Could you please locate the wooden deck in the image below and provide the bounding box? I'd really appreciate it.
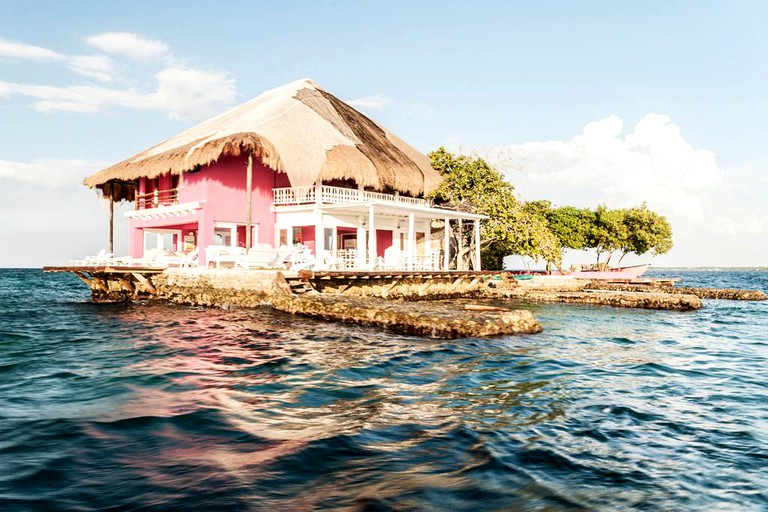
[43,265,168,302]
[43,266,519,302]
[44,265,168,274]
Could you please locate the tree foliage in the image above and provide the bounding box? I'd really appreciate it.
[427,148,673,270]
[589,205,628,268]
[617,203,673,264]
[428,147,561,270]
[545,205,595,251]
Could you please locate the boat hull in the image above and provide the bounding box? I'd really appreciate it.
[568,263,651,280]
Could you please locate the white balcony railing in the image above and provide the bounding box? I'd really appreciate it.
[273,185,428,207]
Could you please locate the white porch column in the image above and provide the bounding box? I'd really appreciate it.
[457,221,463,270]
[315,211,324,267]
[368,205,377,270]
[407,212,415,270]
[474,219,481,271]
[356,226,366,268]
[443,217,450,271]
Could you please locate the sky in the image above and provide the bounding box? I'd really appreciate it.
[1,0,766,267]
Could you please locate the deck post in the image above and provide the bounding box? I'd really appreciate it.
[457,220,463,270]
[368,205,376,270]
[443,217,450,270]
[407,213,415,270]
[356,225,366,269]
[245,153,253,250]
[474,219,481,271]
[315,211,324,268]
[109,198,114,254]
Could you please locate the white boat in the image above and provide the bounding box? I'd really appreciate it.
[568,263,651,280]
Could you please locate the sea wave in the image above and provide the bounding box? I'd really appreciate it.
[0,269,766,510]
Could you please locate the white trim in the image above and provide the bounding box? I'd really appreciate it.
[125,201,205,221]
[474,219,482,271]
[444,217,450,270]
[275,200,487,220]
[368,205,376,270]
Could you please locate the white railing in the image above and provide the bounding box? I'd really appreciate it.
[272,185,315,204]
[273,185,428,207]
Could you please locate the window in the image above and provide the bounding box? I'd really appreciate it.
[143,229,181,253]
[213,228,233,246]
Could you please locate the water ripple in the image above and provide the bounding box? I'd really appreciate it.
[0,269,766,509]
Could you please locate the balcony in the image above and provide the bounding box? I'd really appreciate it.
[136,188,179,209]
[273,185,428,207]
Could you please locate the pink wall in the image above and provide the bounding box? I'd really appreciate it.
[128,155,280,262]
[181,155,277,252]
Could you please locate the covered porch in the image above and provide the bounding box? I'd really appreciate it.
[274,200,486,271]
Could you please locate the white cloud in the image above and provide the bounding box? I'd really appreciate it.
[0,33,238,120]
[66,54,115,82]
[153,67,237,120]
[0,81,147,111]
[0,38,116,82]
[483,113,721,219]
[86,32,171,63]
[0,158,103,189]
[711,215,765,236]
[0,39,65,61]
[479,114,768,266]
[347,93,392,109]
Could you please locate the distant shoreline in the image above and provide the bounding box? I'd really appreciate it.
[2,266,766,271]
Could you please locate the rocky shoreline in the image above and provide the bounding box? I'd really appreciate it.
[584,282,767,301]
[45,267,767,339]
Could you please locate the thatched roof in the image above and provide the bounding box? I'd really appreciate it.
[84,78,442,199]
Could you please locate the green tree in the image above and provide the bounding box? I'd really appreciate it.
[546,205,596,252]
[428,147,561,270]
[589,205,628,268]
[617,203,673,264]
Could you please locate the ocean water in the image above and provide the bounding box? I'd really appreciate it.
[0,269,766,511]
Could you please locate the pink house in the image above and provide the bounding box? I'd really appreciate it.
[85,79,485,270]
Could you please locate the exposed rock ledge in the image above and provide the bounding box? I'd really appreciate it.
[270,294,543,338]
[503,288,702,311]
[585,282,767,301]
[152,269,541,338]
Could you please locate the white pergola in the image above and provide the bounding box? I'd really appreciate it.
[276,200,487,271]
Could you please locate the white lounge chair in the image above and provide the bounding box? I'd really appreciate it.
[162,248,199,267]
[205,245,245,268]
[286,245,315,271]
[235,244,279,269]
[71,249,115,266]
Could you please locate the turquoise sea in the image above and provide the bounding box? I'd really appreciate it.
[0,268,766,510]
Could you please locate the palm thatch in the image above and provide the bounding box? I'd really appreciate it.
[85,78,441,200]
